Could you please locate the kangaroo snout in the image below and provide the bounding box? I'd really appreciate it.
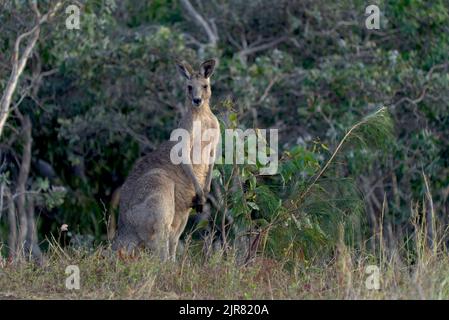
[192,98,202,106]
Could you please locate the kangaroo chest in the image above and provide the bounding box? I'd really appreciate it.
[173,113,219,211]
[189,115,219,181]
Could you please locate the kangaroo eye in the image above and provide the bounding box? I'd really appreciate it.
[187,85,192,92]
[203,85,208,89]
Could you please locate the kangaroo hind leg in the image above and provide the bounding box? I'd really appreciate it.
[169,210,189,261]
[140,180,175,262]
[111,230,140,259]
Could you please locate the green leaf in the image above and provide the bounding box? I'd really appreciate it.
[247,201,260,211]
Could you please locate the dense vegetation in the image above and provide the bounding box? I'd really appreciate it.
[0,0,448,298]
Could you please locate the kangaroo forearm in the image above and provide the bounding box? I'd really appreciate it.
[181,163,202,193]
[205,163,214,193]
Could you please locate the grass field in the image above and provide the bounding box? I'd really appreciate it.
[1,232,448,300]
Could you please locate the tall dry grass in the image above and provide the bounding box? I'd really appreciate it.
[1,198,448,300]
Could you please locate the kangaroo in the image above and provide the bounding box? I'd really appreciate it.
[112,59,219,261]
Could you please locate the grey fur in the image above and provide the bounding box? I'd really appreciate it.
[112,59,219,261]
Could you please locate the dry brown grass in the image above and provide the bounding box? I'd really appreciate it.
[1,196,448,300]
[1,229,449,300]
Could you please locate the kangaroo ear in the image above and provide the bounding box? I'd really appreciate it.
[176,60,193,80]
[200,59,216,79]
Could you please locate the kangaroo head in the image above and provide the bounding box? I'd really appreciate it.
[176,59,216,108]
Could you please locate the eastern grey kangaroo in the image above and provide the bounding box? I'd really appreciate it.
[112,59,219,261]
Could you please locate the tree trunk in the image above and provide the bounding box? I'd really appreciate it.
[25,195,42,263]
[0,23,40,138]
[6,188,17,260]
[0,0,62,138]
[15,115,32,258]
